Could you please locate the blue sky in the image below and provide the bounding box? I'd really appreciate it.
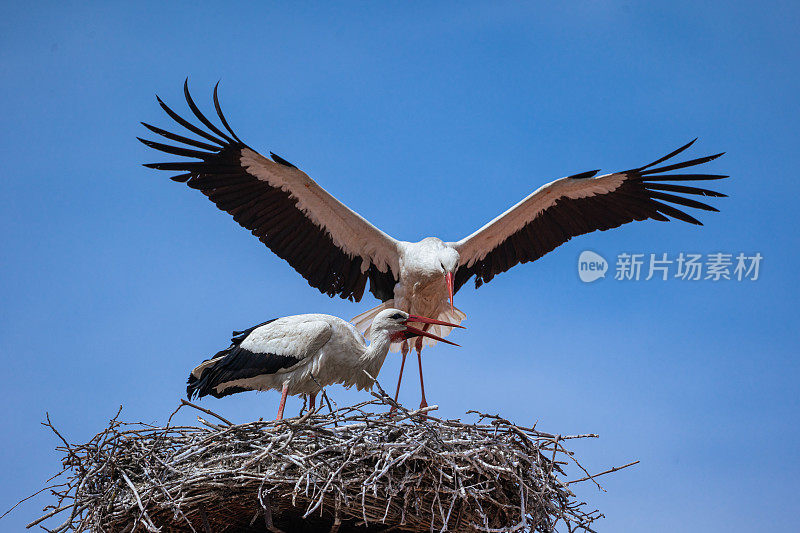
[1,2,798,530]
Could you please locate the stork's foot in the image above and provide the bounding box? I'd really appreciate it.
[419,397,428,410]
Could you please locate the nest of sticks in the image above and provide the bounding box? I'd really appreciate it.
[23,381,636,532]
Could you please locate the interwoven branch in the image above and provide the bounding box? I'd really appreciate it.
[22,386,634,532]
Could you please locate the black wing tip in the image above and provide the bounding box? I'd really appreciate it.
[212,80,244,144]
[637,138,697,171]
[638,138,726,175]
[568,169,601,180]
[182,78,194,102]
[672,137,699,154]
[137,136,156,147]
[270,152,298,168]
[180,79,237,144]
[637,140,728,223]
[672,213,704,226]
[639,153,727,177]
[661,215,703,226]
[143,80,249,168]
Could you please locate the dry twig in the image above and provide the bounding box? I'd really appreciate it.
[18,385,634,532]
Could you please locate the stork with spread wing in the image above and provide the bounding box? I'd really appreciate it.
[140,81,727,408]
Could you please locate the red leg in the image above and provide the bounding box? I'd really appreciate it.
[276,382,289,420]
[416,325,430,409]
[391,341,409,412]
[309,392,317,411]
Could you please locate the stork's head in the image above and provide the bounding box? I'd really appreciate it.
[371,309,463,346]
[436,246,460,310]
[408,238,460,309]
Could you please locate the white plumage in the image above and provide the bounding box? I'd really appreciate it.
[186,309,460,420]
[143,81,728,409]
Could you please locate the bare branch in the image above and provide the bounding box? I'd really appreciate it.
[21,387,630,532]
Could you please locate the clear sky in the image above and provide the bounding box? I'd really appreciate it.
[1,2,798,531]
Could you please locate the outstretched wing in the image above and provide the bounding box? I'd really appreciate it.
[450,140,727,290]
[139,81,399,302]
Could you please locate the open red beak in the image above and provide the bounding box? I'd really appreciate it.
[407,314,465,329]
[402,325,460,346]
[402,314,464,347]
[444,272,455,310]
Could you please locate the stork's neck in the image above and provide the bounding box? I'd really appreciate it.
[348,329,393,391]
[364,331,393,362]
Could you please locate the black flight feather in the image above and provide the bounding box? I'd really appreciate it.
[456,140,727,291]
[139,82,397,302]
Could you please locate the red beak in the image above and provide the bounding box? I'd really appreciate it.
[402,314,464,347]
[407,314,465,329]
[444,272,455,310]
[402,325,460,346]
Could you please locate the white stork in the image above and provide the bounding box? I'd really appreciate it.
[142,81,728,408]
[186,309,461,420]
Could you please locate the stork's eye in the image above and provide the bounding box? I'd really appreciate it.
[389,313,405,320]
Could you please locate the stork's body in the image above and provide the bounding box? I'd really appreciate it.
[355,238,463,343]
[351,237,463,407]
[186,309,460,419]
[144,81,728,409]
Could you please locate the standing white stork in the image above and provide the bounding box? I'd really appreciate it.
[142,81,728,408]
[186,309,461,420]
